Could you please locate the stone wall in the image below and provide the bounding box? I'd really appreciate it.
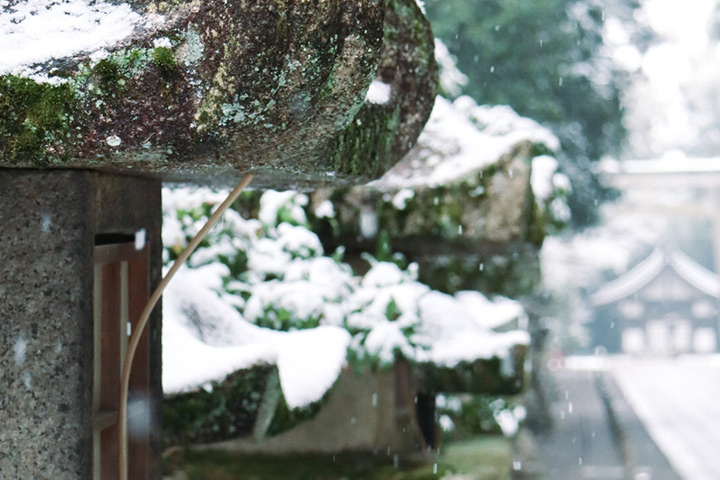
[196,363,423,457]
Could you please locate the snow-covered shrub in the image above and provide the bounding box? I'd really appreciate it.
[164,185,530,366]
[341,259,430,367]
[258,190,310,231]
[435,394,526,440]
[162,187,531,423]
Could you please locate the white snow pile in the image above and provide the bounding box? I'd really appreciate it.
[162,187,530,408]
[365,79,392,105]
[377,94,561,190]
[163,267,351,409]
[434,39,468,98]
[531,155,572,224]
[0,0,161,78]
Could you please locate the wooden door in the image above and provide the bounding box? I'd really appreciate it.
[93,242,150,480]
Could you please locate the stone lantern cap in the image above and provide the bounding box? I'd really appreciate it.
[0,0,437,189]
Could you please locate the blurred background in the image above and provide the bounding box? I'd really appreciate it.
[162,1,720,479]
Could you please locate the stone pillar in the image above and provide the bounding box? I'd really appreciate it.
[0,170,162,479]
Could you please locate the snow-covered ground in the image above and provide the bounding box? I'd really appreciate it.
[567,355,720,480]
[610,356,720,480]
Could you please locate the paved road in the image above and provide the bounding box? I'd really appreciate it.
[531,369,626,480]
[515,356,720,480]
[611,357,720,480]
[514,358,685,480]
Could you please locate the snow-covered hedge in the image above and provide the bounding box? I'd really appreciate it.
[162,188,530,413]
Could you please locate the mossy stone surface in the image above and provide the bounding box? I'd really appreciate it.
[310,141,548,296]
[162,363,327,447]
[0,0,437,189]
[316,141,543,252]
[331,0,438,179]
[416,346,527,395]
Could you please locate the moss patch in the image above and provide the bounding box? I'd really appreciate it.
[163,363,332,447]
[163,364,277,446]
[0,46,188,166]
[166,435,511,480]
[0,76,77,166]
[332,102,403,178]
[152,46,178,73]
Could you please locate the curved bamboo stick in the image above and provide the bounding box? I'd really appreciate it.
[118,173,254,480]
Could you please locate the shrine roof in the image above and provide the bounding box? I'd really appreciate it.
[590,247,720,306]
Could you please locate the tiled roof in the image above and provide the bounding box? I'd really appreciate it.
[590,248,720,306]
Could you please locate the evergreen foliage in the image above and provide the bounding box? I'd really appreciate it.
[424,0,644,226]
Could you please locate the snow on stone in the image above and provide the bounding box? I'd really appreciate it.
[452,96,560,151]
[435,39,468,98]
[163,267,351,408]
[531,155,559,202]
[164,266,268,348]
[274,326,350,408]
[162,315,277,394]
[420,328,529,371]
[313,199,335,219]
[416,291,529,368]
[377,96,560,189]
[365,79,392,105]
[0,0,152,77]
[454,290,526,330]
[163,269,276,393]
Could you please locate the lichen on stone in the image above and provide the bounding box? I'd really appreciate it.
[0,0,438,188]
[331,0,438,182]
